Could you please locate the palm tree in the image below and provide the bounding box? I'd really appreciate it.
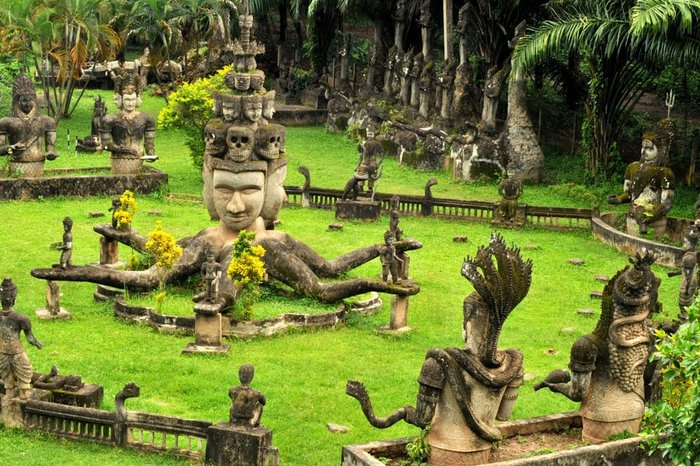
[2,0,120,119]
[512,0,700,175]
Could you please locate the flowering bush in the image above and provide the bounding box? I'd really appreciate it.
[227,230,266,319]
[114,190,138,229]
[145,222,183,270]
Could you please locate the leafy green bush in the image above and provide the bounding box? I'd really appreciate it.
[642,303,700,465]
[0,59,21,116]
[157,66,230,168]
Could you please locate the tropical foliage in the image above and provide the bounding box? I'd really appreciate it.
[227,230,266,320]
[643,301,700,465]
[512,0,700,175]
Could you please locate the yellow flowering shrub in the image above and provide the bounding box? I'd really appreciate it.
[145,222,183,270]
[114,190,138,229]
[227,230,266,319]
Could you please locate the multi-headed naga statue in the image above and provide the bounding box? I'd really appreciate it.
[347,234,531,465]
[535,251,659,443]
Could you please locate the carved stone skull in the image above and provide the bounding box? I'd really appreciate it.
[254,124,285,160]
[226,126,255,162]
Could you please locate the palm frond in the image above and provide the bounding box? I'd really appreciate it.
[630,0,700,35]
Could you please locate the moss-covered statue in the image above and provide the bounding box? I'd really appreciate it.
[0,71,58,177]
[608,119,676,239]
[347,234,530,466]
[32,1,421,307]
[535,252,659,443]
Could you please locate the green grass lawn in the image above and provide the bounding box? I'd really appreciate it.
[0,91,691,465]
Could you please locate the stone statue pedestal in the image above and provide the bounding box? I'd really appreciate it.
[379,296,411,335]
[205,422,279,466]
[182,301,229,355]
[99,237,121,266]
[51,384,104,408]
[36,281,72,320]
[335,200,380,222]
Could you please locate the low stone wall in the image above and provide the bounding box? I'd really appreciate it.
[0,166,168,200]
[342,412,669,466]
[111,292,382,339]
[592,214,685,267]
[274,107,328,126]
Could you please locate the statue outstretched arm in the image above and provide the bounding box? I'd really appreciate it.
[346,380,419,428]
[20,317,44,350]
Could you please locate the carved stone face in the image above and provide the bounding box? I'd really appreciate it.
[263,100,275,120]
[261,162,288,223]
[244,102,263,123]
[122,92,139,112]
[222,102,238,122]
[235,74,251,91]
[18,95,34,114]
[641,139,659,164]
[255,125,285,160]
[226,126,255,162]
[250,74,264,90]
[213,169,265,231]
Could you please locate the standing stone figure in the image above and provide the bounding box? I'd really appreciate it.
[418,62,434,119]
[399,51,413,107]
[0,277,44,400]
[229,363,266,427]
[348,234,530,465]
[55,217,74,269]
[0,71,58,177]
[535,252,659,443]
[76,96,107,152]
[608,119,676,239]
[100,72,157,174]
[671,223,700,322]
[383,46,399,101]
[494,176,523,225]
[409,52,424,109]
[457,4,470,66]
[418,0,432,60]
[341,140,383,200]
[380,231,403,284]
[201,249,223,303]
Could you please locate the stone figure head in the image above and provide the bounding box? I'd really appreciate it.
[250,71,265,91]
[226,126,255,163]
[219,95,241,122]
[63,216,73,232]
[641,119,676,166]
[0,277,17,309]
[114,72,143,112]
[261,158,288,225]
[263,91,276,120]
[255,124,285,160]
[243,95,263,123]
[12,71,38,117]
[211,161,267,232]
[234,73,251,91]
[239,363,255,386]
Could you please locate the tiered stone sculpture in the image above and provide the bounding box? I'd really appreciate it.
[0,71,58,177]
[32,0,421,307]
[0,277,44,401]
[206,364,279,466]
[347,234,530,465]
[100,72,157,174]
[76,96,107,152]
[608,119,676,240]
[535,251,659,443]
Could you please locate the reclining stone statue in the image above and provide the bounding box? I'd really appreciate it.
[347,233,530,465]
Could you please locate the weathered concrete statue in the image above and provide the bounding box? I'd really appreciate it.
[55,217,73,269]
[100,72,157,174]
[0,71,58,177]
[669,223,699,323]
[535,251,659,443]
[0,277,44,400]
[380,230,403,284]
[347,234,530,465]
[342,139,383,200]
[201,248,223,303]
[493,177,523,226]
[76,96,107,152]
[229,363,266,427]
[608,119,676,239]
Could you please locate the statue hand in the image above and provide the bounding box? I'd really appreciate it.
[607,195,620,205]
[32,340,44,350]
[11,143,27,152]
[45,152,58,161]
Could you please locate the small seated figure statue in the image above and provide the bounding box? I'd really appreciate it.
[494,176,523,226]
[33,365,66,390]
[535,251,659,443]
[347,234,530,466]
[76,96,107,152]
[341,139,383,201]
[201,248,223,303]
[608,119,676,239]
[0,70,58,177]
[100,72,157,174]
[0,277,44,400]
[229,363,266,428]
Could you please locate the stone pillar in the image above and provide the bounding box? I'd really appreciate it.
[182,302,229,354]
[205,423,279,466]
[443,0,453,62]
[99,237,119,265]
[390,296,409,330]
[36,281,71,320]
